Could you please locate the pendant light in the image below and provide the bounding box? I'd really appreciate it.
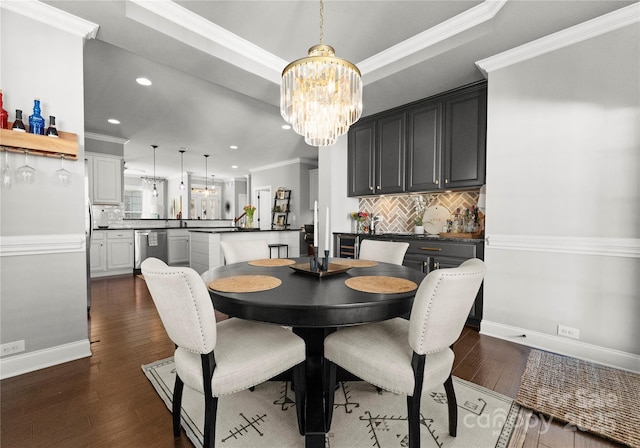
[151,145,158,197]
[203,154,209,196]
[280,0,363,147]
[178,148,186,190]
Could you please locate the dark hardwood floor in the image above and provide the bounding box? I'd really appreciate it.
[1,275,621,447]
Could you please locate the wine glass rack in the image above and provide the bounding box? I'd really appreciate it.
[0,122,78,160]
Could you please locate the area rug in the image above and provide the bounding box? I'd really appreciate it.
[516,350,640,447]
[143,357,528,448]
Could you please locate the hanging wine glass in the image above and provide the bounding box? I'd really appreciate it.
[16,150,35,184]
[56,154,72,186]
[2,150,13,189]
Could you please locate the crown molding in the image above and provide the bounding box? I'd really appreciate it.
[85,132,130,145]
[249,158,318,173]
[126,0,286,84]
[1,0,99,39]
[476,2,640,76]
[358,0,507,79]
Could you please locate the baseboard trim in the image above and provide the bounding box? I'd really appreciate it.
[0,339,92,380]
[480,320,640,374]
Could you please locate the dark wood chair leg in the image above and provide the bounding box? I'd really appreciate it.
[173,374,185,437]
[444,374,457,437]
[293,361,306,435]
[201,352,217,448]
[323,360,337,430]
[408,352,426,448]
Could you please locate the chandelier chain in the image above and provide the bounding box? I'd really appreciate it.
[319,0,323,44]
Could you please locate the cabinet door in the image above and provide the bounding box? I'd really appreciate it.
[90,239,106,273]
[168,237,190,265]
[443,86,487,189]
[348,120,375,196]
[376,112,405,194]
[107,239,134,270]
[406,101,442,192]
[91,155,123,204]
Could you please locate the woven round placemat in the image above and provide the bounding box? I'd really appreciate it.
[208,275,282,293]
[335,259,378,268]
[248,258,295,267]
[345,276,417,294]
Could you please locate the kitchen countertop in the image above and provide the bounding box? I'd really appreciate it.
[334,232,485,243]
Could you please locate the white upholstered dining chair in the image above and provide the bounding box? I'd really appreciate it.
[220,239,269,264]
[323,258,486,448]
[142,258,306,448]
[358,239,410,265]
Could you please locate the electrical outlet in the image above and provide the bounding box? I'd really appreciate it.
[1,340,25,356]
[557,325,580,340]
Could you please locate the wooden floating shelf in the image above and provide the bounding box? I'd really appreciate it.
[0,122,78,160]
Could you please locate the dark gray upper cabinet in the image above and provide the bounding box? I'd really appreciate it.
[376,111,405,194]
[348,118,375,196]
[349,81,486,197]
[406,101,442,192]
[348,112,405,196]
[443,86,487,189]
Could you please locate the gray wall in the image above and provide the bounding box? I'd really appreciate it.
[251,159,317,230]
[481,22,639,370]
[0,9,91,377]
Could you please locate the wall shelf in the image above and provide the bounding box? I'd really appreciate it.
[0,124,78,160]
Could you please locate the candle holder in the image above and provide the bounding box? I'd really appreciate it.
[310,246,319,272]
[321,250,329,271]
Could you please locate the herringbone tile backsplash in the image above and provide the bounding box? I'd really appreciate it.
[357,190,479,234]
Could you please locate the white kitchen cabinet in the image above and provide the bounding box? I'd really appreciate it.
[106,231,134,271]
[87,153,123,205]
[90,231,106,273]
[91,230,134,277]
[168,229,190,266]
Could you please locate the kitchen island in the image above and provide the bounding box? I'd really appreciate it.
[189,229,301,274]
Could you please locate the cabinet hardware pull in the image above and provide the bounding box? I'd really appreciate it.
[369,186,373,191]
[420,247,442,251]
[376,185,381,189]
[445,179,449,184]
[435,179,439,185]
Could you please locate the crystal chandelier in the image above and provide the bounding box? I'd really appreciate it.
[280,0,362,147]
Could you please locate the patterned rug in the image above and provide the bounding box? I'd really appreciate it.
[143,357,528,448]
[517,350,640,447]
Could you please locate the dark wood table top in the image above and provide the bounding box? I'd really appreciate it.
[206,257,426,327]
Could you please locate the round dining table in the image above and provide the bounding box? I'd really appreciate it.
[206,257,426,448]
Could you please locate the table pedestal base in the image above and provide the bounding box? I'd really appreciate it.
[293,327,336,448]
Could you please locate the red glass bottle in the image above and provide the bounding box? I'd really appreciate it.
[0,89,8,129]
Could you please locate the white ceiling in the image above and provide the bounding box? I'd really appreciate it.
[43,0,634,180]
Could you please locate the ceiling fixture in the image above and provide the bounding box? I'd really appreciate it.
[178,148,186,190]
[280,0,362,147]
[203,154,210,196]
[136,77,152,86]
[151,145,158,197]
[108,118,120,124]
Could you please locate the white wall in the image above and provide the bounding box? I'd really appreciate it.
[0,8,93,378]
[320,135,358,254]
[481,21,640,371]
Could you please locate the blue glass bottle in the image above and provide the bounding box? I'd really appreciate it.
[28,98,45,135]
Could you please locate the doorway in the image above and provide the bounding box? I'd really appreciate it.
[254,187,272,230]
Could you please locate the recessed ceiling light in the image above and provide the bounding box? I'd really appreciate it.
[231,165,238,169]
[229,145,238,150]
[282,124,291,130]
[136,77,152,86]
[108,118,120,124]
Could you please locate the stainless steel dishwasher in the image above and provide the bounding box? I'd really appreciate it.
[134,229,168,271]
